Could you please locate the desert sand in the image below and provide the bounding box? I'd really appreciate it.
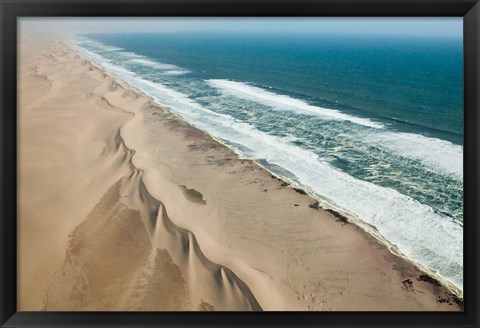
[17,32,463,311]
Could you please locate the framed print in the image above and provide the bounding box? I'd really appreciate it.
[1,0,479,327]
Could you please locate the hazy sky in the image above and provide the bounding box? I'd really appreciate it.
[20,17,462,38]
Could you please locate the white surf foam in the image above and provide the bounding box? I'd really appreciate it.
[100,45,124,52]
[131,58,180,70]
[117,51,145,59]
[365,131,463,180]
[207,79,385,129]
[131,58,190,75]
[76,37,124,52]
[76,37,190,75]
[208,79,463,181]
[163,69,191,76]
[75,44,464,290]
[71,44,114,66]
[130,58,190,75]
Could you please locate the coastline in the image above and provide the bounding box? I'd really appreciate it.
[72,38,463,297]
[18,33,463,311]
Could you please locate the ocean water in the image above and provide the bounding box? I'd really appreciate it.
[72,32,464,290]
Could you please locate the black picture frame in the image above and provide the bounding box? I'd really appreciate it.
[1,0,479,327]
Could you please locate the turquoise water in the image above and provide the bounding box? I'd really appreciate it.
[73,31,463,289]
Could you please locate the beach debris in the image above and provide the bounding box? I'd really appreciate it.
[326,209,349,225]
[293,188,307,195]
[436,292,463,307]
[294,204,299,207]
[401,279,414,291]
[309,201,320,210]
[437,297,451,305]
[449,293,464,306]
[417,274,441,287]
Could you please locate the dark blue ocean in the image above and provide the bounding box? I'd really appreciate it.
[73,32,463,289]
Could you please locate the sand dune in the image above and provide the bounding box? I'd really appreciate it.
[18,35,260,311]
[17,33,463,311]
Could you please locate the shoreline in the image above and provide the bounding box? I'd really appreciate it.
[18,33,463,311]
[67,39,463,299]
[251,160,464,297]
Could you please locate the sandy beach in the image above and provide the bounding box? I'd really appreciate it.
[18,32,463,311]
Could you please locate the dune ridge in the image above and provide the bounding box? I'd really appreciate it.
[42,125,262,310]
[19,35,260,311]
[18,33,463,311]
